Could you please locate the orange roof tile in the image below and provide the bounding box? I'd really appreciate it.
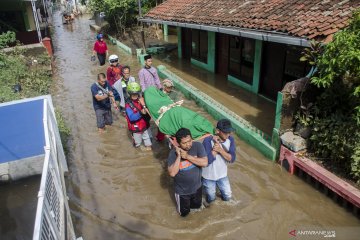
[145,0,360,41]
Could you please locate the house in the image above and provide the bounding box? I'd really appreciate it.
[141,0,359,101]
[0,0,52,45]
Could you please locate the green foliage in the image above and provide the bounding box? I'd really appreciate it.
[301,10,360,183]
[0,31,16,49]
[88,0,157,34]
[0,50,52,103]
[55,109,71,154]
[311,10,360,123]
[300,40,324,66]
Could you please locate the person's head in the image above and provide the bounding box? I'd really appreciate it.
[97,33,103,41]
[108,54,118,65]
[127,82,141,100]
[162,79,174,93]
[175,128,193,151]
[97,73,106,86]
[122,66,131,78]
[215,119,234,141]
[144,55,152,67]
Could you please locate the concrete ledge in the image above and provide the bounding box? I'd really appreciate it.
[89,24,101,32]
[108,35,132,55]
[279,145,360,208]
[157,65,276,160]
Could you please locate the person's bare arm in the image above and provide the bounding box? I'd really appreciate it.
[168,147,181,177]
[94,93,108,101]
[180,149,208,167]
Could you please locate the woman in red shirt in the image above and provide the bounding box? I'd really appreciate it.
[92,33,108,66]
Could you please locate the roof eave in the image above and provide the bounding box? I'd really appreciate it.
[140,18,311,47]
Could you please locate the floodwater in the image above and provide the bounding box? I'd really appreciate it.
[50,13,360,240]
[0,176,40,239]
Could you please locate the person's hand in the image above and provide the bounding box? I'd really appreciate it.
[211,150,217,157]
[175,146,181,157]
[213,142,223,153]
[139,97,145,106]
[141,109,147,114]
[179,149,188,159]
[113,102,119,110]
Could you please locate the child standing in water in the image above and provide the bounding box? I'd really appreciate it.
[124,82,152,150]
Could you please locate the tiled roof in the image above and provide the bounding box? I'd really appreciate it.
[145,0,360,41]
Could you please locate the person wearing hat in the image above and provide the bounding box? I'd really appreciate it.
[202,119,236,203]
[138,54,162,92]
[92,33,108,66]
[155,78,178,142]
[162,78,179,102]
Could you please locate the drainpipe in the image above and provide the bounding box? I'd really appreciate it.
[31,0,42,43]
[139,18,311,47]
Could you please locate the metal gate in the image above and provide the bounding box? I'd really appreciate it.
[33,97,78,240]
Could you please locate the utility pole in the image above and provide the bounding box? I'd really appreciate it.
[138,0,146,53]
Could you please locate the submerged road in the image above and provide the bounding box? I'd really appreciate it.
[51,13,359,240]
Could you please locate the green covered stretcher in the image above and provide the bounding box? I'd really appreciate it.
[143,87,214,139]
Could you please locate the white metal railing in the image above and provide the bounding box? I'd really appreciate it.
[33,97,77,240]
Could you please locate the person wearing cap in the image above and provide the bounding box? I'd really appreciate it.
[92,33,108,66]
[202,119,236,203]
[138,54,162,92]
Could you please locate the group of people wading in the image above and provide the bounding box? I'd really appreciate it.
[90,33,237,217]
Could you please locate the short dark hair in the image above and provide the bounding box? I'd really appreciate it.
[175,128,192,144]
[144,54,152,61]
[122,65,130,73]
[97,73,106,80]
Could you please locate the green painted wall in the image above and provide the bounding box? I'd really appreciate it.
[108,35,132,55]
[227,39,263,94]
[228,75,253,92]
[157,65,276,160]
[252,40,263,93]
[177,27,182,59]
[190,31,215,73]
[274,92,283,130]
[163,24,168,36]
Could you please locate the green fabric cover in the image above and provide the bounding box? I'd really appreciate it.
[144,87,214,139]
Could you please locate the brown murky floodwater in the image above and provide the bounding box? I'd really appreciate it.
[0,176,40,239]
[51,13,359,240]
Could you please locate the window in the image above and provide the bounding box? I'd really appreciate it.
[229,36,255,84]
[283,46,311,85]
[191,29,208,63]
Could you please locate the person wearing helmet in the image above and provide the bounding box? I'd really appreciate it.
[106,54,123,87]
[92,33,108,66]
[124,82,152,150]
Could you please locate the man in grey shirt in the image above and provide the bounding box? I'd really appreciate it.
[167,128,208,217]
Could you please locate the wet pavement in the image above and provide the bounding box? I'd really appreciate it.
[50,13,359,240]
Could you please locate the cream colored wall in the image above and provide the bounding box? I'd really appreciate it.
[25,3,36,31]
